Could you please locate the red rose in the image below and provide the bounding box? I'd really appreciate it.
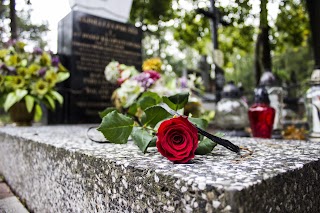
[156,116,198,163]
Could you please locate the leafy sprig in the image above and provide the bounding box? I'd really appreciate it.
[98,92,219,155]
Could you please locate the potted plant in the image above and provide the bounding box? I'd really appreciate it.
[0,40,70,125]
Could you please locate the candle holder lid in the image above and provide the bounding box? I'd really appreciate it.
[254,86,270,104]
[222,81,240,99]
[259,70,276,87]
[310,69,320,84]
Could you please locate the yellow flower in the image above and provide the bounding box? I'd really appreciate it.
[39,52,51,66]
[8,76,25,89]
[0,49,9,60]
[32,79,49,97]
[16,41,26,50]
[45,70,58,87]
[142,57,162,73]
[5,54,18,66]
[28,63,41,75]
[17,67,30,79]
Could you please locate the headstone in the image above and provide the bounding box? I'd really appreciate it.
[69,0,133,23]
[48,11,142,124]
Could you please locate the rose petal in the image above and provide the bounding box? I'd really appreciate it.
[156,116,198,163]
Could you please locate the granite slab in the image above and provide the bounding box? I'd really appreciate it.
[0,125,319,212]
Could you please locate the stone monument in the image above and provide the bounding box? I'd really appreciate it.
[69,0,133,23]
[48,2,142,124]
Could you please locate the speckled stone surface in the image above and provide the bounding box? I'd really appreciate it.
[0,125,319,213]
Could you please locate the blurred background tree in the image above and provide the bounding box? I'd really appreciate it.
[0,0,314,98]
[0,0,49,48]
[130,0,313,100]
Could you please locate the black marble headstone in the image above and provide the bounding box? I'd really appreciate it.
[48,11,142,124]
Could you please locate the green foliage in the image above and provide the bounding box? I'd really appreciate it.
[163,92,189,111]
[130,0,174,25]
[98,111,134,144]
[3,89,27,111]
[188,117,208,130]
[0,41,70,119]
[142,105,171,127]
[274,0,310,53]
[195,137,217,155]
[24,94,34,113]
[99,107,117,118]
[273,46,314,96]
[131,127,154,153]
[138,92,161,110]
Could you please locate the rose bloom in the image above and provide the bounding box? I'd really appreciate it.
[156,116,198,163]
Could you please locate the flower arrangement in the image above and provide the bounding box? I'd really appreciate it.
[0,40,70,121]
[98,58,239,163]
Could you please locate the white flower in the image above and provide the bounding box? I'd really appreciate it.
[115,79,144,108]
[104,61,120,84]
[120,66,138,80]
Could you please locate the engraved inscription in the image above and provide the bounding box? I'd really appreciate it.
[69,13,142,121]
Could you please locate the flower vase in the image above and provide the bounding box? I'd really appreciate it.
[9,101,35,126]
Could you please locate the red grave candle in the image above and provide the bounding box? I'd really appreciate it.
[248,87,275,138]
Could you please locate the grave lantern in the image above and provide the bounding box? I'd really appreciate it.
[213,81,249,136]
[305,69,320,139]
[259,71,284,138]
[248,86,275,139]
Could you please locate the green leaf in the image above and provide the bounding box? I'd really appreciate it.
[214,132,225,138]
[4,92,18,111]
[34,104,42,121]
[127,103,138,116]
[45,95,55,110]
[195,138,217,155]
[142,105,172,128]
[163,92,189,110]
[138,96,158,110]
[15,89,28,101]
[148,136,157,147]
[56,72,70,82]
[131,127,153,153]
[99,107,117,118]
[0,94,6,107]
[97,111,134,144]
[189,117,208,130]
[50,90,63,105]
[25,95,35,113]
[140,91,161,103]
[4,89,28,111]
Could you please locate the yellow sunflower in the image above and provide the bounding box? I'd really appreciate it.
[8,76,25,89]
[0,49,9,60]
[32,79,49,97]
[28,63,41,75]
[142,57,162,73]
[6,54,18,66]
[39,52,51,67]
[45,70,58,87]
[17,67,30,79]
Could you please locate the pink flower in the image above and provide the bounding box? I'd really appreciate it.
[133,70,161,89]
